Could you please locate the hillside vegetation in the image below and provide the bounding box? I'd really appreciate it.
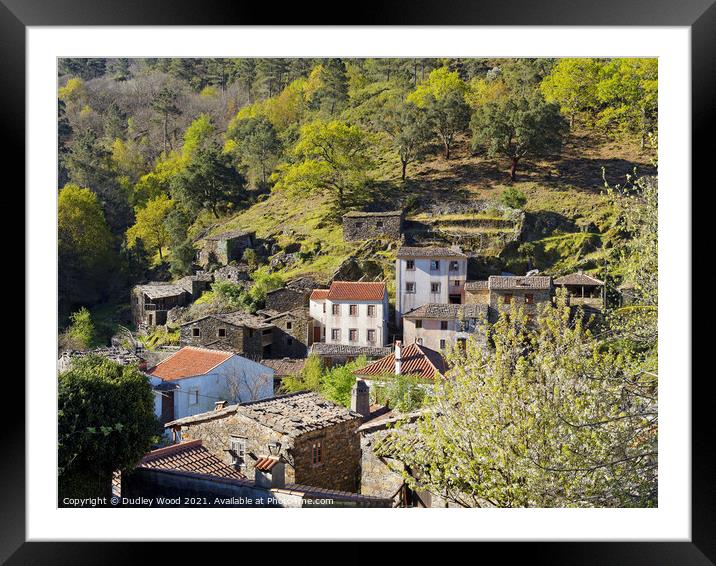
[56,57,657,335]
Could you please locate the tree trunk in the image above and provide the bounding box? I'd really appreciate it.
[444,140,450,160]
[569,113,574,128]
[162,113,168,154]
[401,160,408,182]
[510,157,519,181]
[158,246,163,261]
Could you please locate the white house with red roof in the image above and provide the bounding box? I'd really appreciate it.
[147,346,275,424]
[309,281,389,348]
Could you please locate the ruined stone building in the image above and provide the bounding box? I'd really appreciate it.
[342,210,403,242]
[166,391,364,493]
[553,270,605,312]
[264,277,324,313]
[197,229,256,268]
[131,283,191,328]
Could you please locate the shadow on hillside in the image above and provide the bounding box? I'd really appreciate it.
[546,157,657,192]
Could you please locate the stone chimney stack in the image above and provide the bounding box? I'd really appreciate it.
[254,456,285,489]
[351,379,371,418]
[395,340,402,375]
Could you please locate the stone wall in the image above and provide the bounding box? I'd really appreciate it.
[265,287,311,313]
[180,318,264,359]
[268,309,312,358]
[343,212,403,242]
[198,234,254,268]
[464,289,489,305]
[360,430,404,501]
[177,411,362,493]
[489,288,552,322]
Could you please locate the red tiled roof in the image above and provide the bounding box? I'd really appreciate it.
[326,281,386,301]
[148,346,233,381]
[254,456,280,472]
[139,440,245,479]
[354,343,447,380]
[310,289,330,300]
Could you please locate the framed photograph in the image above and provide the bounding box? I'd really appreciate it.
[9,0,708,561]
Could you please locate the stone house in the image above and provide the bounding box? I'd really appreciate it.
[342,210,403,242]
[166,391,364,493]
[262,307,314,359]
[176,271,214,299]
[131,283,191,328]
[147,346,275,424]
[309,281,389,348]
[486,275,553,322]
[395,246,468,327]
[264,277,324,313]
[553,270,605,311]
[464,280,489,305]
[122,439,390,507]
[402,303,488,352]
[197,229,255,268]
[213,264,251,285]
[179,312,275,360]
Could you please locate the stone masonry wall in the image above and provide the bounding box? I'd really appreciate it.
[265,287,311,313]
[343,213,402,242]
[269,309,312,358]
[360,430,404,500]
[180,318,263,359]
[489,288,552,322]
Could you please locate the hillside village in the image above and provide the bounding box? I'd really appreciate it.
[57,57,658,508]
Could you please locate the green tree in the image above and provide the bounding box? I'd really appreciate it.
[500,187,527,209]
[60,307,96,350]
[151,86,182,154]
[408,67,470,160]
[58,185,114,314]
[275,120,372,211]
[471,92,568,181]
[377,98,431,181]
[540,58,602,128]
[321,356,368,407]
[58,356,160,500]
[388,295,657,508]
[282,353,323,393]
[126,194,174,261]
[165,206,197,277]
[226,116,281,187]
[171,142,246,217]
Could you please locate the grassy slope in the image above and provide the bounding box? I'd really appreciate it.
[197,126,655,285]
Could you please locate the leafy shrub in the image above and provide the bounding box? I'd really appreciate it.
[500,187,527,209]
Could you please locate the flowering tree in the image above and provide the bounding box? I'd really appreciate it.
[386,294,657,508]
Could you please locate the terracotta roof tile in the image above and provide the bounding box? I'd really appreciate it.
[254,456,280,471]
[354,343,448,380]
[139,440,245,479]
[148,346,234,381]
[326,281,386,301]
[310,289,330,300]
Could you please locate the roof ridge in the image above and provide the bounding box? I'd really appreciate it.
[141,439,203,462]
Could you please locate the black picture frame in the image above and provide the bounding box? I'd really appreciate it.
[7,0,707,562]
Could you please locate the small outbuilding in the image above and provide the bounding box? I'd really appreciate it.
[342,210,403,241]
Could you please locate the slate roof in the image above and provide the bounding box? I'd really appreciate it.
[488,275,552,290]
[136,283,189,300]
[59,347,144,368]
[326,281,386,301]
[179,311,273,330]
[148,346,234,381]
[342,210,403,218]
[262,307,308,323]
[397,246,467,258]
[464,280,489,291]
[354,343,448,380]
[553,272,604,286]
[139,440,246,479]
[403,303,489,320]
[259,358,307,377]
[310,343,393,358]
[166,391,361,437]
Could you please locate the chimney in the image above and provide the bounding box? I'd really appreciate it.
[395,340,402,375]
[214,400,228,411]
[254,456,285,489]
[351,379,371,418]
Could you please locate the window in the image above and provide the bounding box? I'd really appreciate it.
[440,339,446,350]
[349,329,358,342]
[192,327,201,337]
[449,261,459,272]
[367,329,376,343]
[248,329,255,338]
[332,304,340,316]
[311,440,323,464]
[287,338,293,346]
[188,387,199,405]
[405,282,416,294]
[440,320,448,330]
[430,260,440,271]
[349,304,358,316]
[406,259,415,270]
[525,293,534,304]
[322,303,326,313]
[355,222,364,229]
[451,280,461,287]
[431,282,441,294]
[503,294,513,304]
[217,328,226,338]
[286,321,293,330]
[331,328,341,341]
[367,305,376,317]
[376,221,384,228]
[229,436,246,470]
[415,319,422,329]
